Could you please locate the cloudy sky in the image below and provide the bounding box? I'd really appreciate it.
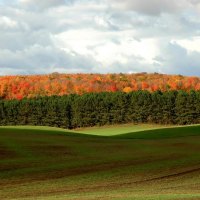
[1,0,200,75]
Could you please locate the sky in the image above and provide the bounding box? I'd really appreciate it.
[1,0,200,76]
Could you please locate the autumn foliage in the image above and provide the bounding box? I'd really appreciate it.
[0,72,200,100]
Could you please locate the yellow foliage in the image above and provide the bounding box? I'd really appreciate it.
[123,87,132,93]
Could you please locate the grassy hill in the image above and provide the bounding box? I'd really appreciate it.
[75,124,170,136]
[0,125,200,199]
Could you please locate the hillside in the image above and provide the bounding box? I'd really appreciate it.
[1,73,200,100]
[0,125,200,199]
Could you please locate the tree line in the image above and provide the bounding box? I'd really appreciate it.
[0,90,200,129]
[1,73,200,100]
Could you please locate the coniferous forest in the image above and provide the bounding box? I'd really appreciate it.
[1,90,200,129]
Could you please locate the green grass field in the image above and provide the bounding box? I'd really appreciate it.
[0,124,200,200]
[75,124,171,136]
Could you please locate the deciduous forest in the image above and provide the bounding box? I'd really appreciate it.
[1,73,200,100]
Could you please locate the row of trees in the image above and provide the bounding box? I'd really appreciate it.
[0,91,200,128]
[1,73,200,100]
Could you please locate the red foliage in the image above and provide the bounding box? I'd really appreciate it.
[141,81,149,90]
[16,94,23,100]
[109,84,117,92]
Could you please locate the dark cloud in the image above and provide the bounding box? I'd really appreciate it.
[0,45,98,75]
[111,0,185,15]
[19,0,66,10]
[154,42,200,76]
[189,0,200,5]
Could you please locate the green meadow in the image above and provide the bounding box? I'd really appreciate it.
[0,124,200,200]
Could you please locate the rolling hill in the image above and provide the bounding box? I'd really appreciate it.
[0,125,200,199]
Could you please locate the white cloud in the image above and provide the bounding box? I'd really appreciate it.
[0,16,18,30]
[174,37,200,52]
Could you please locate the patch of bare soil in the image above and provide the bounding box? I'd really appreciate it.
[27,145,76,157]
[0,145,17,159]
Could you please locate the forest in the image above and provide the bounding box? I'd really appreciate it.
[1,73,200,100]
[1,90,200,129]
